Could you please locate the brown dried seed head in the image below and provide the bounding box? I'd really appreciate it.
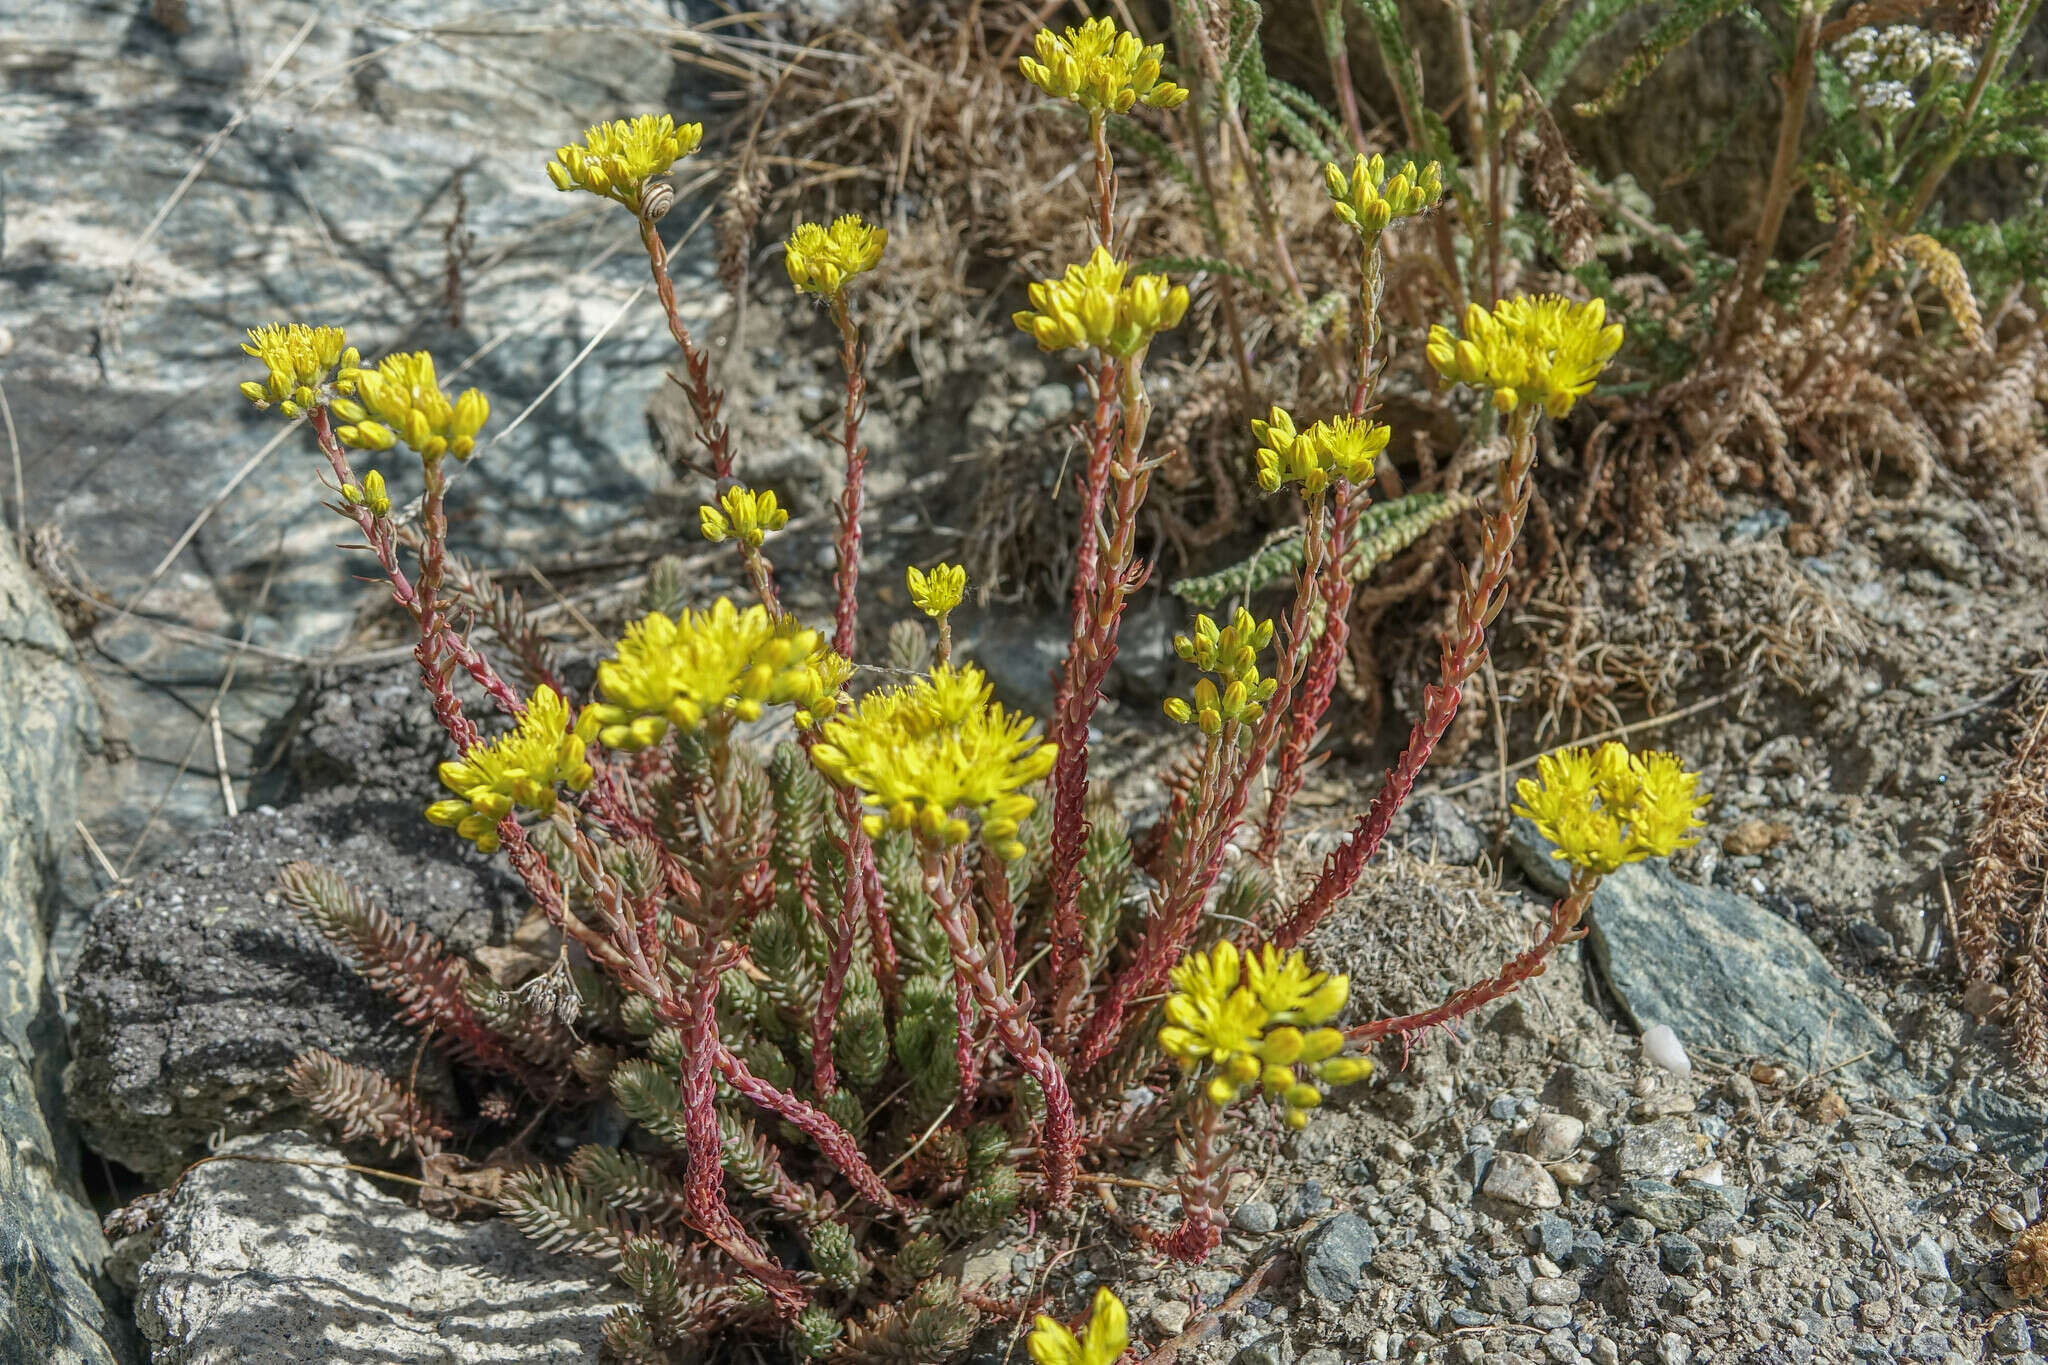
[2009,1221,2048,1299]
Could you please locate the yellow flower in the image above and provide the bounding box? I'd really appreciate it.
[1162,608,1277,734]
[1018,17,1188,116]
[1012,247,1188,360]
[699,485,789,548]
[1314,414,1389,486]
[341,469,392,517]
[583,599,844,751]
[332,351,489,462]
[1245,944,1349,1025]
[1251,406,1389,495]
[906,563,966,620]
[1512,740,1708,875]
[809,664,1056,862]
[424,685,594,854]
[1322,153,1444,238]
[545,115,703,214]
[1157,942,1367,1124]
[784,214,888,296]
[238,324,358,418]
[1027,1287,1129,1365]
[1426,294,1624,418]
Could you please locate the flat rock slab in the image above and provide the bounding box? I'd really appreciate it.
[1509,820,1919,1098]
[66,792,528,1181]
[0,535,125,1364]
[137,1132,616,1363]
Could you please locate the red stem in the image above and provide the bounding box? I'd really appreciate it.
[810,791,870,1096]
[639,216,736,479]
[1272,405,1540,950]
[924,847,1078,1205]
[1043,357,1123,1021]
[828,293,868,658]
[1351,882,1593,1042]
[716,1041,910,1216]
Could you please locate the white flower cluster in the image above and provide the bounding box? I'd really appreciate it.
[1835,24,1977,115]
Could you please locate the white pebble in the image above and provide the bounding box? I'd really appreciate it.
[1642,1024,1692,1077]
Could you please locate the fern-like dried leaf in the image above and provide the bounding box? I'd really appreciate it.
[1171,491,1477,607]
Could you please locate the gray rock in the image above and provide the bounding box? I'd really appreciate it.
[1233,1200,1279,1235]
[1525,1111,1586,1162]
[136,1131,616,1362]
[1530,1276,1579,1306]
[1541,1064,1623,1126]
[1658,1234,1703,1275]
[66,792,527,1180]
[1616,1119,1701,1179]
[1299,1213,1377,1303]
[1481,1152,1562,1210]
[1991,1313,2032,1354]
[1149,1300,1192,1335]
[1277,1179,1330,1229]
[1401,794,1484,865]
[9,2,688,905]
[1599,1249,1671,1324]
[0,536,124,1365]
[1510,821,1920,1096]
[1609,1179,1747,1232]
[1955,1085,2048,1173]
[1535,1213,1575,1264]
[1904,1234,1949,1281]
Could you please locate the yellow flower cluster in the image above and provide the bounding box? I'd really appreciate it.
[424,686,593,853]
[1018,18,1188,117]
[339,469,391,518]
[584,599,847,751]
[1158,942,1371,1127]
[331,351,489,462]
[1013,247,1189,360]
[1163,608,1277,735]
[784,214,888,297]
[906,563,966,620]
[238,324,359,418]
[1426,294,1624,418]
[1027,1287,1128,1365]
[1323,153,1444,237]
[698,486,788,548]
[810,664,1056,861]
[1251,406,1389,495]
[1512,741,1708,875]
[545,115,703,214]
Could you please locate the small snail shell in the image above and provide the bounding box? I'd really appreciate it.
[640,180,676,223]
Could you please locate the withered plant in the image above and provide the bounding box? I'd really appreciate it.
[224,28,1706,1362]
[1960,669,2048,1066]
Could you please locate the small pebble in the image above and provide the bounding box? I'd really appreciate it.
[1231,1201,1277,1235]
[1525,1112,1586,1163]
[1149,1302,1191,1335]
[1905,1234,1949,1281]
[1530,1276,1579,1306]
[1481,1152,1562,1210]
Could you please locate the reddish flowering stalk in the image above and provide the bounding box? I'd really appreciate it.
[716,1041,911,1217]
[950,956,980,1104]
[1256,486,1360,862]
[1272,404,1541,950]
[1154,1098,1227,1263]
[810,790,871,1096]
[638,215,736,480]
[856,833,898,997]
[922,848,1078,1205]
[1043,356,1124,1017]
[980,844,1019,980]
[667,960,807,1315]
[1349,881,1595,1045]
[1257,243,1393,863]
[1077,495,1335,1068]
[308,407,523,721]
[827,293,869,658]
